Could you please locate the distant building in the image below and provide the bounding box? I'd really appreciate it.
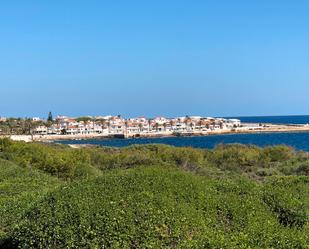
[27,114,242,137]
[227,119,241,127]
[33,126,48,135]
[32,117,42,122]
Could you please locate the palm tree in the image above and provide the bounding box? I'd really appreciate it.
[101,119,108,134]
[190,122,194,131]
[198,119,203,131]
[155,123,159,132]
[7,118,16,135]
[107,120,111,134]
[219,121,224,129]
[184,116,191,131]
[148,119,152,132]
[125,120,129,136]
[92,118,96,133]
[210,119,216,130]
[169,120,175,131]
[138,123,143,133]
[163,122,167,132]
[55,118,61,134]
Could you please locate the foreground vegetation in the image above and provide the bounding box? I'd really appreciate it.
[0,138,308,248]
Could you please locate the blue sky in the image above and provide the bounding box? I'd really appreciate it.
[1,1,309,118]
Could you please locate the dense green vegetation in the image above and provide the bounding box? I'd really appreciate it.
[0,159,61,247]
[0,138,308,248]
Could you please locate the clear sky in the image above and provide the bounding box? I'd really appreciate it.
[1,0,309,118]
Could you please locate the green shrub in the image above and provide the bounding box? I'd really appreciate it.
[294,163,309,176]
[0,159,61,247]
[1,139,309,248]
[0,140,98,180]
[1,140,308,181]
[263,176,309,228]
[13,167,308,248]
[261,145,295,163]
[212,144,261,169]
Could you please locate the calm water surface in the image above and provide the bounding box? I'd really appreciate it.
[58,132,309,151]
[58,116,309,150]
[226,115,309,124]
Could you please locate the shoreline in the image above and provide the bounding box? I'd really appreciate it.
[3,123,309,143]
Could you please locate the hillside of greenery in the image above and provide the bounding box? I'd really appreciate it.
[0,138,308,248]
[0,159,61,247]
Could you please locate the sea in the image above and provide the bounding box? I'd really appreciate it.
[57,115,309,151]
[226,115,309,125]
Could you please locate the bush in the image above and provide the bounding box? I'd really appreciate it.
[0,140,308,248]
[211,144,261,171]
[13,167,308,248]
[0,159,61,247]
[261,145,295,163]
[263,176,309,228]
[0,140,99,180]
[294,163,309,176]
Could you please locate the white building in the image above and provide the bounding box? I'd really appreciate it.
[33,126,48,135]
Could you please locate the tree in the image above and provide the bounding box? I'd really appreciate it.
[107,120,111,134]
[7,118,17,135]
[138,123,143,133]
[98,119,107,130]
[198,119,203,131]
[169,120,175,131]
[76,116,92,122]
[184,116,191,131]
[125,120,129,135]
[148,119,152,132]
[155,123,159,132]
[163,122,167,131]
[47,112,53,122]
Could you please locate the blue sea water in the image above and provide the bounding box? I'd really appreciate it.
[57,116,309,151]
[58,132,309,151]
[226,115,309,124]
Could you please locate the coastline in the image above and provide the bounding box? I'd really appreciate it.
[4,123,309,143]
